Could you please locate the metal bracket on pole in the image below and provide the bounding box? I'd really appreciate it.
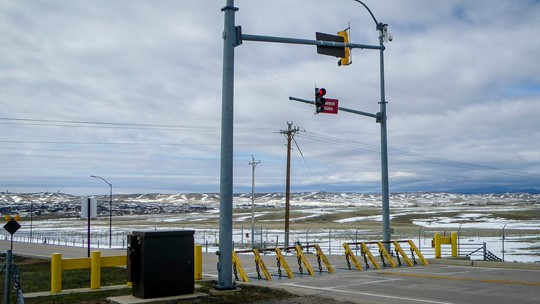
[221,5,238,12]
[234,26,243,47]
[375,112,385,123]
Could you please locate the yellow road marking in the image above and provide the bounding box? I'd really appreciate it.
[381,271,540,286]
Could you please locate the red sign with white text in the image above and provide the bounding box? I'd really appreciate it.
[323,98,339,114]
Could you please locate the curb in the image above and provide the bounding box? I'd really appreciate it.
[428,258,540,270]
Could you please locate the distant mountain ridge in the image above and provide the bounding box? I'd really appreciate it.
[2,191,539,206]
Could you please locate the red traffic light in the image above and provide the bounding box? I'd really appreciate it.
[315,87,327,113]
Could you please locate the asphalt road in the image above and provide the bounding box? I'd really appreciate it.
[202,249,540,304]
[3,240,540,304]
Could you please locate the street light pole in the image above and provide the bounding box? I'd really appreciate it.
[378,25,392,251]
[90,175,113,248]
[353,0,392,250]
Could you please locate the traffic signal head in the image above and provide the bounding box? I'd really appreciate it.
[337,29,351,66]
[315,88,326,113]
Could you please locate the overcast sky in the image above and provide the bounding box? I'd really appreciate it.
[1,0,539,195]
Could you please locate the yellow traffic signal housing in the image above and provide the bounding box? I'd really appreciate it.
[337,29,351,66]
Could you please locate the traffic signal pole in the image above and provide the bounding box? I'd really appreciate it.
[218,1,392,288]
[378,32,392,252]
[217,0,237,290]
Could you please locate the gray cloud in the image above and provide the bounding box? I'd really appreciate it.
[1,0,539,195]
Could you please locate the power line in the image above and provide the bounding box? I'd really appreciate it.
[0,117,217,130]
[0,117,275,133]
[292,137,323,191]
[299,131,540,180]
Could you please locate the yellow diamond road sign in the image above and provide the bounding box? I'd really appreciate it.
[4,220,21,235]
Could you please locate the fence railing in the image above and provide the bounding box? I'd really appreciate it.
[4,226,539,262]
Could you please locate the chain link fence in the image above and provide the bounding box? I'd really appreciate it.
[4,226,539,263]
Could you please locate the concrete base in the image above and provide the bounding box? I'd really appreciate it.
[108,291,207,304]
[208,286,241,296]
[24,284,128,299]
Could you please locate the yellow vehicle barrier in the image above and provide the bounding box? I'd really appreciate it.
[194,244,203,280]
[314,244,334,273]
[392,241,413,267]
[343,243,363,270]
[408,240,429,265]
[377,241,397,268]
[343,240,428,271]
[274,247,294,278]
[51,251,127,293]
[433,232,458,259]
[294,245,314,276]
[233,249,272,282]
[253,249,272,281]
[233,243,334,282]
[52,246,204,293]
[232,251,250,283]
[361,242,381,269]
[344,242,380,270]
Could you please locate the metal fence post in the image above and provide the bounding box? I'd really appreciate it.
[4,249,12,304]
[328,229,332,255]
[502,224,507,262]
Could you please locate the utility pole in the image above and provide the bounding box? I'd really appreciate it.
[280,122,301,249]
[249,156,261,249]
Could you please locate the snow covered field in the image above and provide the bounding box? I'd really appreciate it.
[1,192,539,263]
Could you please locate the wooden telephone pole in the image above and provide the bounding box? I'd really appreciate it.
[280,122,301,249]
